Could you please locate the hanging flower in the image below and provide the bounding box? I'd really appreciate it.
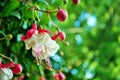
[0,68,13,80]
[32,32,59,60]
[21,23,60,69]
[31,31,59,68]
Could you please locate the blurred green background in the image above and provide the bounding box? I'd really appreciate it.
[0,0,120,80]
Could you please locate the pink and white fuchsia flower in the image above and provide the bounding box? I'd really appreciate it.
[0,61,22,80]
[21,23,59,69]
[0,68,13,80]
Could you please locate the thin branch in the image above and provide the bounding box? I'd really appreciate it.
[30,6,58,14]
[35,9,58,14]
[0,53,13,62]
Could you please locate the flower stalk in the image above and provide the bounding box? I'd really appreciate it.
[30,6,58,14]
[0,53,13,62]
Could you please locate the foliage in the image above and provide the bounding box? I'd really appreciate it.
[0,0,120,80]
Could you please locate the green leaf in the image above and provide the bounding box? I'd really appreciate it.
[1,0,20,17]
[11,11,21,19]
[38,0,49,6]
[21,6,33,19]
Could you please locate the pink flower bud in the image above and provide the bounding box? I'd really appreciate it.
[12,64,22,74]
[59,72,65,80]
[56,8,68,22]
[21,29,35,41]
[21,23,37,41]
[18,75,24,80]
[32,23,37,30]
[72,0,80,5]
[53,72,65,80]
[25,29,35,39]
[21,36,26,41]
[57,32,66,41]
[53,74,59,80]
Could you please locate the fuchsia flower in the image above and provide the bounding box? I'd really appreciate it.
[53,72,65,80]
[21,23,59,69]
[0,61,22,80]
[0,68,13,80]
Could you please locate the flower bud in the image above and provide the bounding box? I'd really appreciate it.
[32,23,37,30]
[21,36,26,41]
[57,31,66,41]
[53,72,65,80]
[11,64,22,74]
[59,72,65,80]
[53,74,59,80]
[64,41,70,46]
[18,75,24,80]
[56,8,68,22]
[21,29,35,41]
[6,34,12,40]
[25,29,35,39]
[72,0,80,5]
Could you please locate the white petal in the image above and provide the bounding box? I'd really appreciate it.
[0,68,13,79]
[45,39,59,56]
[31,33,59,60]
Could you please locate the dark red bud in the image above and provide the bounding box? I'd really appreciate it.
[21,36,26,41]
[53,74,59,80]
[72,0,80,5]
[56,8,68,22]
[25,29,35,39]
[18,75,24,80]
[57,32,66,41]
[21,28,36,41]
[12,64,22,74]
[32,23,37,30]
[59,72,65,80]
[53,72,65,80]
